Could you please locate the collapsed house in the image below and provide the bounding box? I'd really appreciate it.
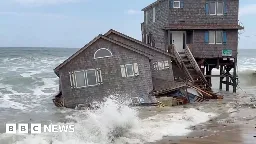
[53,0,242,108]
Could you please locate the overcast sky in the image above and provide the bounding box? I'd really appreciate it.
[0,0,255,49]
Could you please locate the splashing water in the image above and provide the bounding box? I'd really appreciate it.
[0,97,217,144]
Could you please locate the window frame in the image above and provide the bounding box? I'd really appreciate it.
[173,1,181,8]
[216,31,223,44]
[74,70,86,88]
[217,1,224,15]
[125,64,135,77]
[209,31,216,44]
[209,1,216,15]
[145,11,148,24]
[153,7,156,22]
[94,48,113,59]
[86,69,98,87]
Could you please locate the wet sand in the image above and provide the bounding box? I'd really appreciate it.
[152,114,256,144]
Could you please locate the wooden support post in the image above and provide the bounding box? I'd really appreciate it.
[225,65,230,91]
[233,60,237,93]
[226,75,229,91]
[219,65,223,90]
[206,65,212,86]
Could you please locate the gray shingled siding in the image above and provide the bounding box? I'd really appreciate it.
[142,0,239,58]
[107,33,175,89]
[59,38,153,108]
[143,0,169,51]
[191,30,238,58]
[168,0,239,24]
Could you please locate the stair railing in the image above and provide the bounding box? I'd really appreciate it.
[184,45,209,85]
[169,45,194,83]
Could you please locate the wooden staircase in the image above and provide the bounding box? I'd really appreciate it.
[169,45,219,100]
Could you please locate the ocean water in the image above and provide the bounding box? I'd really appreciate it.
[0,47,255,144]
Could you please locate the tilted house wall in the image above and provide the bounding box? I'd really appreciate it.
[141,0,242,58]
[104,30,179,91]
[56,36,154,108]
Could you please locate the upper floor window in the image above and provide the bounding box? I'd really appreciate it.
[207,1,225,15]
[170,0,184,8]
[205,31,227,44]
[145,11,149,24]
[173,1,181,8]
[94,48,112,59]
[153,7,156,22]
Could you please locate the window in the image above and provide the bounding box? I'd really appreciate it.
[125,64,134,77]
[217,2,224,15]
[87,69,97,86]
[209,31,215,44]
[69,69,102,88]
[208,31,223,44]
[145,11,148,24]
[208,1,224,15]
[173,1,181,8]
[94,48,112,59]
[216,31,223,44]
[209,2,216,15]
[153,7,156,22]
[74,71,86,88]
[120,63,139,77]
[153,60,170,70]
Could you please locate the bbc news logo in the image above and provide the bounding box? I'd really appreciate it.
[6,123,75,134]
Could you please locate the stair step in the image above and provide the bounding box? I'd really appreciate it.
[182,59,190,63]
[185,63,193,68]
[181,55,187,59]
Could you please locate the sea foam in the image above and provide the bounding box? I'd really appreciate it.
[0,97,217,144]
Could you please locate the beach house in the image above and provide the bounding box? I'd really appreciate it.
[141,0,243,92]
[53,0,243,108]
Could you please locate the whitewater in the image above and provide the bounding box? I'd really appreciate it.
[0,47,255,144]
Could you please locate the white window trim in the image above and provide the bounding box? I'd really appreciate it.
[153,7,156,22]
[86,69,98,87]
[209,2,217,15]
[209,31,216,44]
[125,64,135,77]
[217,2,224,16]
[74,70,86,88]
[69,72,74,88]
[96,68,103,84]
[173,1,181,8]
[216,31,223,44]
[94,48,113,59]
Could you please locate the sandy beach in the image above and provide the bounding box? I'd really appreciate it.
[151,112,256,144]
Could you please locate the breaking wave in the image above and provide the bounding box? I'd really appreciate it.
[0,97,217,144]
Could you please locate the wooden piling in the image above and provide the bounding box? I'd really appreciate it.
[219,65,223,90]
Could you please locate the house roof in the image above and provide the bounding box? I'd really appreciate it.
[104,29,174,59]
[163,24,244,30]
[54,35,153,75]
[141,0,164,11]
